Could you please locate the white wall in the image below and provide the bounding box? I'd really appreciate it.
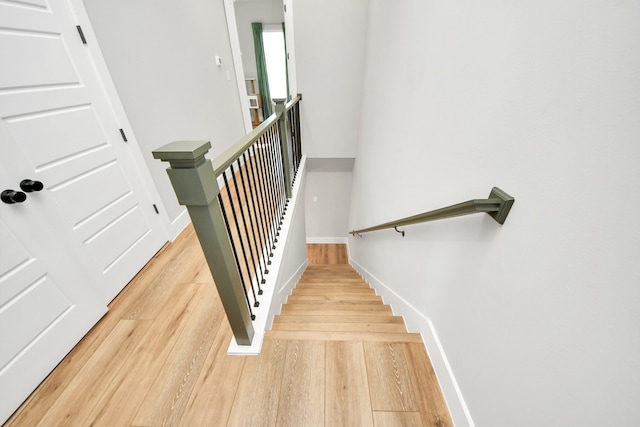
[304,158,353,242]
[349,1,640,426]
[292,0,368,157]
[83,0,246,236]
[234,0,284,81]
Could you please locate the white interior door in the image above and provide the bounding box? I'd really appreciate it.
[0,169,106,423]
[0,0,167,304]
[1,0,170,421]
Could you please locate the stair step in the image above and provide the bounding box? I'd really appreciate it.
[295,282,370,288]
[302,266,359,272]
[287,295,382,303]
[280,304,393,316]
[265,330,423,343]
[286,299,382,306]
[270,321,407,333]
[301,270,361,276]
[291,288,376,296]
[273,315,405,324]
[298,279,364,285]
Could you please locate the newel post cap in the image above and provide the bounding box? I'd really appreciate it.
[152,140,211,168]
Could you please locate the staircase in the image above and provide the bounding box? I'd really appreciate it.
[268,264,422,342]
[263,263,453,427]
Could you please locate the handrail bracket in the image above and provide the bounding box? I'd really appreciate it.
[487,186,515,225]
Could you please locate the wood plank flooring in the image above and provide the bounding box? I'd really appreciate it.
[5,235,452,426]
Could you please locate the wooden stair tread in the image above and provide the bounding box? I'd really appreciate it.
[265,330,423,343]
[305,264,354,270]
[273,315,405,324]
[295,283,371,289]
[270,322,407,333]
[286,300,382,307]
[291,288,377,296]
[298,279,365,285]
[287,295,382,302]
[280,305,393,316]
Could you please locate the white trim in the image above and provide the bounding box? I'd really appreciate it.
[228,156,307,355]
[283,0,297,98]
[262,23,284,33]
[306,237,349,244]
[224,0,253,133]
[349,256,476,427]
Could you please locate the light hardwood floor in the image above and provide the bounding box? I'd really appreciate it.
[5,230,452,426]
[306,243,348,265]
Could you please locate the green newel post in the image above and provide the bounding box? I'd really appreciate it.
[274,98,292,198]
[152,140,254,345]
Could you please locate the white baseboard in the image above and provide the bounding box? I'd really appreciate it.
[306,237,349,244]
[349,257,475,427]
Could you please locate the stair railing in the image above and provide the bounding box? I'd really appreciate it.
[153,95,302,346]
[350,187,515,237]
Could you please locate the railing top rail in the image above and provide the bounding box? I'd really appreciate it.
[284,94,302,112]
[350,187,514,236]
[212,114,279,177]
[212,94,302,177]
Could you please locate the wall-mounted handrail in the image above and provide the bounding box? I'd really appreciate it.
[350,187,514,236]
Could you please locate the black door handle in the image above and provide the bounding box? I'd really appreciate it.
[1,190,27,204]
[20,179,44,192]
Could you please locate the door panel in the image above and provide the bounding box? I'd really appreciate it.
[8,104,106,169]
[0,0,167,421]
[0,28,78,89]
[0,0,166,303]
[0,273,73,369]
[0,203,106,424]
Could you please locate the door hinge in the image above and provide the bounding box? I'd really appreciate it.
[283,4,286,12]
[76,25,87,44]
[119,128,128,142]
[153,204,160,214]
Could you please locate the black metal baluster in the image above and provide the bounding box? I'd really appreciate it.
[273,125,286,223]
[271,123,285,238]
[218,190,255,320]
[230,161,262,303]
[293,102,302,172]
[288,108,297,181]
[223,169,260,309]
[248,144,271,275]
[255,137,276,258]
[293,107,300,177]
[264,127,280,247]
[239,151,265,293]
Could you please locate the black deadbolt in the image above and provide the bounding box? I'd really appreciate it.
[1,190,27,204]
[20,179,44,192]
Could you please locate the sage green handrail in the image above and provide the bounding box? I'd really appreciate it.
[284,94,302,112]
[212,114,279,177]
[211,94,302,177]
[350,187,514,236]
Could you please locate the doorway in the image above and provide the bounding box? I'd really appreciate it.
[224,0,295,129]
[262,25,288,101]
